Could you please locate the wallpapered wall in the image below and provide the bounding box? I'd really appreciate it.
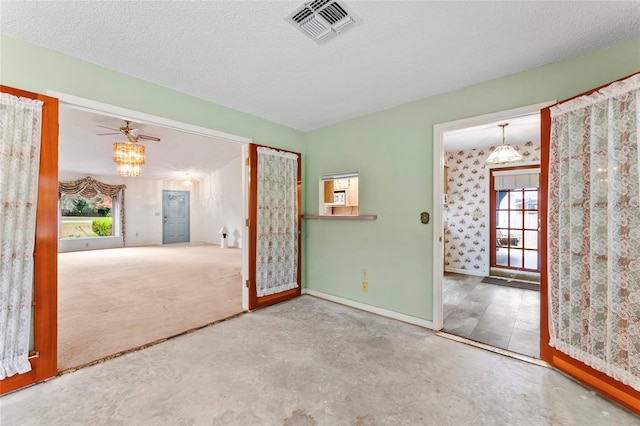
[444,140,540,275]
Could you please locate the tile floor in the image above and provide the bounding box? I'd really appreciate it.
[443,272,540,358]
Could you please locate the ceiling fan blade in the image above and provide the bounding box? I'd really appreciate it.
[96,124,120,131]
[137,134,161,142]
[96,132,122,136]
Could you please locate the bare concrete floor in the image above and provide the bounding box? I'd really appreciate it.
[1,296,638,425]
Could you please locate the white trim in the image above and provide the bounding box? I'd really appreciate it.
[433,101,554,332]
[47,90,252,144]
[305,289,436,330]
[301,288,308,295]
[241,144,249,311]
[486,160,540,171]
[321,171,359,181]
[444,267,486,277]
[492,168,540,177]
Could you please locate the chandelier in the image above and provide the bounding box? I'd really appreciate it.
[486,123,523,164]
[113,142,145,177]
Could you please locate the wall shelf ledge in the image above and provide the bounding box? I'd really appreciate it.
[302,214,377,220]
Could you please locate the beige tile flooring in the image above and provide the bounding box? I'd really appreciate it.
[443,272,540,358]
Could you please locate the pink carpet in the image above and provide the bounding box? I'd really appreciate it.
[57,244,242,371]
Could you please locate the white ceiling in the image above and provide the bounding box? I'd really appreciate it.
[443,113,540,152]
[2,1,639,132]
[59,106,242,180]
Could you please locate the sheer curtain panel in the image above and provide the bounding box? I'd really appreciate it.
[256,147,299,297]
[548,73,640,391]
[0,93,43,379]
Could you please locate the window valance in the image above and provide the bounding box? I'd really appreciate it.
[58,176,125,197]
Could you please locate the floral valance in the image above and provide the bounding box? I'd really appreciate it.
[58,176,125,197]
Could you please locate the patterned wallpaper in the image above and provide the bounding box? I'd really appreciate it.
[444,141,540,274]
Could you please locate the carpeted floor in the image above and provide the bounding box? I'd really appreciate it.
[57,244,243,371]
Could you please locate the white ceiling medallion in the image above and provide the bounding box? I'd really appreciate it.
[287,0,359,44]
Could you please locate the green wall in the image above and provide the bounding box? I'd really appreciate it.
[2,35,639,322]
[303,39,640,321]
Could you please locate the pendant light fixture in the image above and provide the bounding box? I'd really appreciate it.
[113,141,145,176]
[486,123,523,164]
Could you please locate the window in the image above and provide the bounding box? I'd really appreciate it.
[59,193,114,238]
[58,176,125,240]
[319,171,359,216]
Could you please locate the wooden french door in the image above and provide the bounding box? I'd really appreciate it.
[247,143,302,311]
[540,76,640,414]
[0,86,58,395]
[489,167,540,272]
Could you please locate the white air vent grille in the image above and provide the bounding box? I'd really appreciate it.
[287,0,359,44]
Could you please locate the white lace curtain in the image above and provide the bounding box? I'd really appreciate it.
[548,73,640,391]
[0,93,43,379]
[256,147,299,297]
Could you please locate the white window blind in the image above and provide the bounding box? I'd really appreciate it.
[493,168,540,190]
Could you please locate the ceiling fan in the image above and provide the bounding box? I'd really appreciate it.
[96,120,160,143]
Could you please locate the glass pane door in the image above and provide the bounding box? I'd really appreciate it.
[493,188,539,272]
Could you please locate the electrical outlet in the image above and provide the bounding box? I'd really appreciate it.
[361,269,368,280]
[361,282,368,292]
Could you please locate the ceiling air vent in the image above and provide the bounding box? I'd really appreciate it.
[287,0,359,44]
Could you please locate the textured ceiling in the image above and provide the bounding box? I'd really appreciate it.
[2,1,639,132]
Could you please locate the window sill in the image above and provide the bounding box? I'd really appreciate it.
[59,236,120,240]
[302,214,377,220]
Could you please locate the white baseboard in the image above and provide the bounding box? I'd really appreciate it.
[301,288,308,295]
[444,267,486,277]
[305,289,435,330]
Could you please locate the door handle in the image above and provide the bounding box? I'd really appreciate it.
[163,215,168,223]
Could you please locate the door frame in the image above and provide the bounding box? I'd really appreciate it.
[0,86,58,394]
[162,189,191,245]
[432,101,554,330]
[247,143,302,311]
[489,166,541,273]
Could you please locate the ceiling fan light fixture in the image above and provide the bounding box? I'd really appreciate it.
[113,141,145,177]
[486,123,523,164]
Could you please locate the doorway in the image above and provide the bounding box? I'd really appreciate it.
[53,92,251,373]
[162,190,190,244]
[433,102,554,359]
